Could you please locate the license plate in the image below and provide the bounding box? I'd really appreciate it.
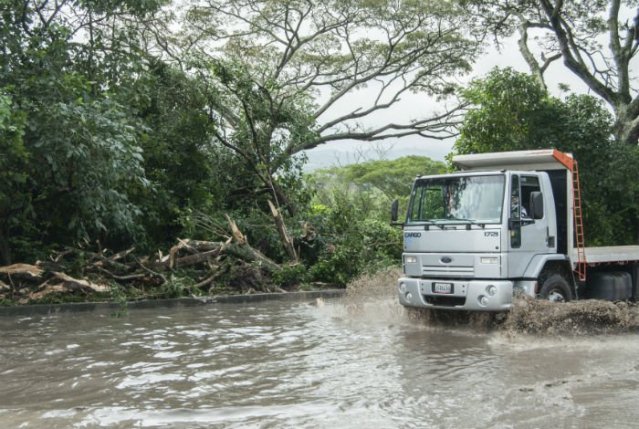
[432,282,453,294]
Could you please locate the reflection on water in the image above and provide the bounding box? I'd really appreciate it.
[1,298,639,428]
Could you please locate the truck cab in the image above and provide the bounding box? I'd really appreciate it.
[397,150,577,311]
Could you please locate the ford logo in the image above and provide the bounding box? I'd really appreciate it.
[441,256,452,264]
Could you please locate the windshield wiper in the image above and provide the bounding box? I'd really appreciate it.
[432,218,486,229]
[409,220,436,230]
[448,217,476,223]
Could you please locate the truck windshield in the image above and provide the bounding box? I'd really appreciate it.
[408,175,505,224]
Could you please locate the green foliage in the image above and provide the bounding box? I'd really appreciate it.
[307,217,402,285]
[122,61,221,249]
[272,264,309,288]
[204,58,317,215]
[314,156,447,198]
[455,68,563,153]
[0,92,28,263]
[0,0,168,261]
[454,68,639,245]
[459,0,639,144]
[300,157,438,284]
[160,274,195,298]
[33,96,146,239]
[109,283,129,317]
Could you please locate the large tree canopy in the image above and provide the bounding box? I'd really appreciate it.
[159,0,480,213]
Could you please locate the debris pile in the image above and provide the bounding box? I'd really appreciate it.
[0,218,298,304]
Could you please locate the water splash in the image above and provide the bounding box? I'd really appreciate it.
[503,296,639,336]
[346,267,639,336]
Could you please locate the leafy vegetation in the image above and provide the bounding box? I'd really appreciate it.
[313,156,447,200]
[291,156,445,284]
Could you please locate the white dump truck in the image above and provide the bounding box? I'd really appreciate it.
[392,149,639,311]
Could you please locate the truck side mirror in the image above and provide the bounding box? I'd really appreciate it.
[530,191,544,219]
[390,199,399,222]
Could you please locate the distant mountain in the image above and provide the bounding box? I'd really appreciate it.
[301,138,454,171]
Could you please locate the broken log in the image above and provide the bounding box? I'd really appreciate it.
[1,213,299,303]
[225,243,281,273]
[168,240,225,269]
[268,200,298,262]
[22,284,67,303]
[137,260,168,284]
[169,249,222,269]
[52,272,110,293]
[183,240,223,252]
[109,247,135,261]
[225,215,247,245]
[0,264,43,278]
[194,272,218,289]
[91,253,135,273]
[94,267,147,282]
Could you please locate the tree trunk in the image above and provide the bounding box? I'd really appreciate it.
[266,178,296,217]
[615,106,639,145]
[0,226,11,266]
[268,200,298,262]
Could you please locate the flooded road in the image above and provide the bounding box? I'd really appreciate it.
[1,297,639,428]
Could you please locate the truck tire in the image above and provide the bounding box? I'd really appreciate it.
[538,274,573,302]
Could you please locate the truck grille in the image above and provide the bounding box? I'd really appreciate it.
[422,266,474,278]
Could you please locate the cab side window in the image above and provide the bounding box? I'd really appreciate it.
[520,176,541,219]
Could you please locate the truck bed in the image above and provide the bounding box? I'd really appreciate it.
[584,246,639,264]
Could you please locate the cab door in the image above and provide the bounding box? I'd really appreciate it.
[508,174,549,276]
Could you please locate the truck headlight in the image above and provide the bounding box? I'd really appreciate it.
[486,285,497,296]
[480,257,499,264]
[404,255,417,264]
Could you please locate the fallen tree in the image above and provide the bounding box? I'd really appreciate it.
[0,217,313,305]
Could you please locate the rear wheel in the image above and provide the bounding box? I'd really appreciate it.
[538,274,573,302]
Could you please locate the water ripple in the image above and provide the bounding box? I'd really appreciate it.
[1,299,639,428]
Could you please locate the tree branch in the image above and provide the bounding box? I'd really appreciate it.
[538,0,619,106]
[296,104,465,153]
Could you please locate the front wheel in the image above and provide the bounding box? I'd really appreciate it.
[538,274,573,302]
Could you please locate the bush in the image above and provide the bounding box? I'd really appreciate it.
[272,263,309,288]
[300,167,406,286]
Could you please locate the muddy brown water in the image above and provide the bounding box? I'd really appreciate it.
[2,284,639,428]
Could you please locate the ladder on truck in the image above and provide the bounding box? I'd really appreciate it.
[572,161,587,282]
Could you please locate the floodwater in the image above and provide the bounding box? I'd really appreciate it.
[2,297,639,429]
